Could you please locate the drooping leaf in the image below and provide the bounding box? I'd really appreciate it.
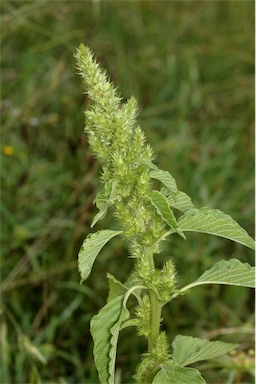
[178,208,255,249]
[149,190,178,229]
[107,273,144,303]
[107,273,127,302]
[120,317,140,330]
[108,304,130,382]
[150,169,178,193]
[161,188,194,212]
[78,230,122,284]
[91,202,109,228]
[91,179,117,227]
[172,335,238,367]
[90,296,129,384]
[180,259,255,292]
[152,363,205,384]
[123,272,144,302]
[95,190,107,208]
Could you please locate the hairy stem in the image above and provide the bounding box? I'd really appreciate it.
[148,290,163,352]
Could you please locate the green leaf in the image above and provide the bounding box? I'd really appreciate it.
[78,230,122,284]
[178,208,255,249]
[90,296,129,384]
[107,273,144,303]
[91,189,110,228]
[162,188,194,213]
[138,164,194,214]
[91,179,117,227]
[172,335,238,367]
[152,363,205,384]
[123,272,144,302]
[180,259,255,292]
[149,190,178,229]
[107,273,127,302]
[109,304,130,382]
[91,203,109,228]
[134,158,158,170]
[120,318,140,331]
[124,271,143,289]
[150,169,178,193]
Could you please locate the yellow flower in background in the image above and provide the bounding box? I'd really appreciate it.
[3,145,15,156]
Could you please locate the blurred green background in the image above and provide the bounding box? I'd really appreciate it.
[1,1,254,383]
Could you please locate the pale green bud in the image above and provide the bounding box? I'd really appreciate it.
[135,294,151,337]
[151,332,170,363]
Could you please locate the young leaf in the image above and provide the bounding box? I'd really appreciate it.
[91,203,109,228]
[120,317,140,331]
[178,208,255,249]
[152,363,206,384]
[162,188,194,213]
[78,230,122,284]
[172,335,238,367]
[107,273,127,302]
[150,169,178,193]
[149,190,178,229]
[180,259,255,292]
[91,179,117,227]
[90,296,129,384]
[134,158,158,170]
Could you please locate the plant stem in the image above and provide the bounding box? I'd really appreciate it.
[148,290,162,352]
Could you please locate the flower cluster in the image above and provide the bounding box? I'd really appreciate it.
[75,45,166,270]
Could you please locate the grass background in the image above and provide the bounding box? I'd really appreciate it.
[1,1,254,383]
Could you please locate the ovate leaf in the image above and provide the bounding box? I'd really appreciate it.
[180,259,255,292]
[172,335,238,367]
[150,169,178,193]
[178,208,255,249]
[152,363,205,384]
[78,230,122,284]
[90,296,129,384]
[149,190,178,229]
[162,188,194,213]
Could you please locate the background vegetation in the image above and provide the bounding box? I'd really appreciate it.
[1,1,254,383]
